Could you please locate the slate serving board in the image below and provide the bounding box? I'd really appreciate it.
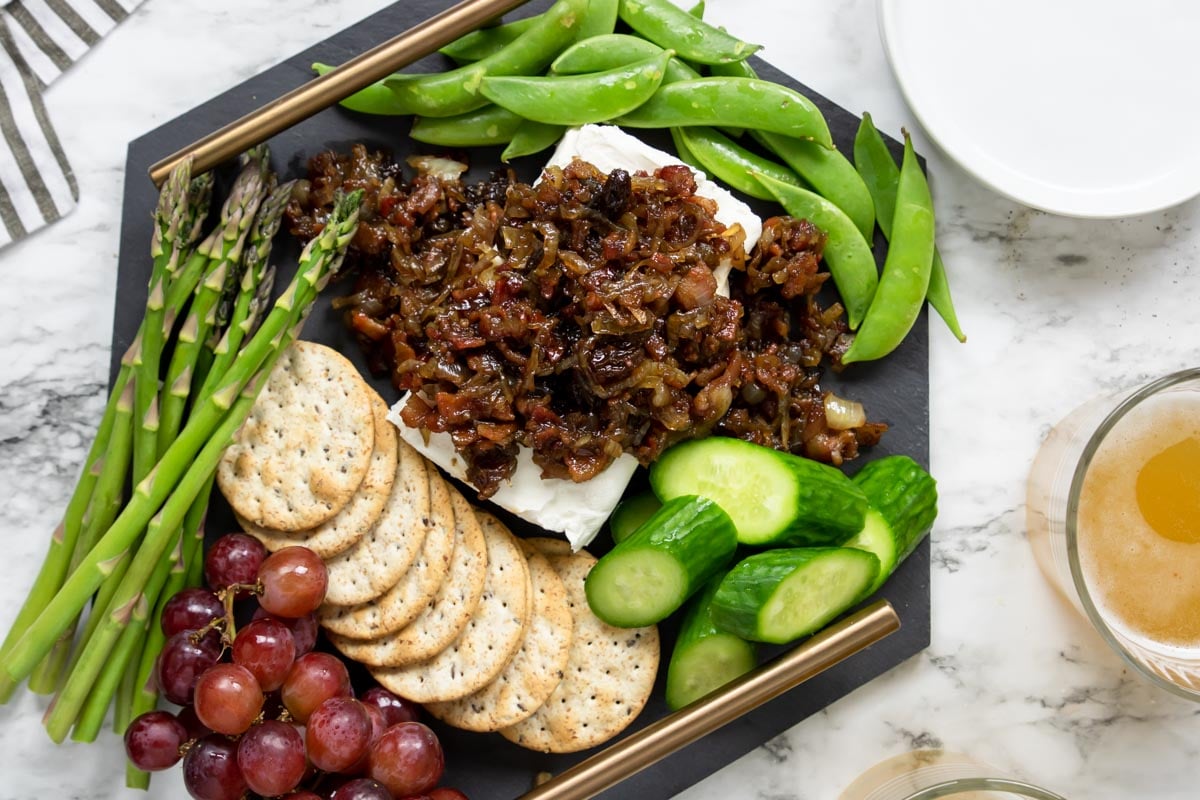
[113,2,930,797]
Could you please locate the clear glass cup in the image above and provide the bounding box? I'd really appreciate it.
[839,751,1067,800]
[1026,368,1200,700]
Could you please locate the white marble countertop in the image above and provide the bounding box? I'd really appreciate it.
[2,1,1199,798]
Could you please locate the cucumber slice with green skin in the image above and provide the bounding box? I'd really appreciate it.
[666,574,757,710]
[585,495,737,628]
[609,491,663,544]
[649,437,868,547]
[846,455,938,593]
[711,548,879,644]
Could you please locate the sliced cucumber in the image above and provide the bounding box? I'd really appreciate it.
[609,491,663,544]
[711,548,879,644]
[585,495,737,628]
[649,437,868,547]
[846,455,937,593]
[666,575,757,710]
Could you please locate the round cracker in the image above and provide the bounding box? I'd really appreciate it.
[218,341,375,531]
[328,482,487,667]
[323,440,430,606]
[426,542,573,732]
[499,548,659,754]
[525,536,574,557]
[318,468,456,639]
[239,392,396,558]
[370,513,531,703]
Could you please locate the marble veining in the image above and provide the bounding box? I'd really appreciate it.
[2,0,1200,798]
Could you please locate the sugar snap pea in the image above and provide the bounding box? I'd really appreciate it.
[437,15,538,64]
[616,78,833,148]
[756,130,876,241]
[409,104,523,147]
[709,56,757,80]
[842,133,935,364]
[312,62,410,115]
[753,173,878,330]
[502,119,567,161]
[688,0,706,17]
[671,126,800,201]
[378,0,588,118]
[577,0,620,39]
[481,50,672,126]
[618,0,759,64]
[550,34,700,83]
[854,113,965,342]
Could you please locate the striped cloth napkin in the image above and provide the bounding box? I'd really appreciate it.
[0,0,142,249]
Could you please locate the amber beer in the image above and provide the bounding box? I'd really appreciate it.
[1026,370,1200,697]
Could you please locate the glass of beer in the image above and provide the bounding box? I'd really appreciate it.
[1026,368,1200,699]
[839,750,1067,800]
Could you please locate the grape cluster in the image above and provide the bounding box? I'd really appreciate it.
[124,534,467,800]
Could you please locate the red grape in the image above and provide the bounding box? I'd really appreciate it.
[253,608,319,655]
[237,719,307,797]
[281,793,323,800]
[157,630,222,706]
[258,546,328,617]
[161,588,225,638]
[307,696,373,773]
[205,533,267,594]
[429,790,469,800]
[281,652,351,722]
[124,710,187,771]
[194,663,264,735]
[175,705,211,741]
[368,722,444,797]
[331,778,394,800]
[364,702,387,743]
[233,617,296,691]
[183,735,247,800]
[361,687,421,727]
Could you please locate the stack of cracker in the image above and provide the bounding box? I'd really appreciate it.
[218,342,660,753]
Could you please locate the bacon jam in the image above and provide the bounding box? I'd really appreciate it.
[287,146,885,497]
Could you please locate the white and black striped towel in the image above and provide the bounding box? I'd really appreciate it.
[0,0,142,249]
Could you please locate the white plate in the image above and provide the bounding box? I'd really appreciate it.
[878,0,1200,218]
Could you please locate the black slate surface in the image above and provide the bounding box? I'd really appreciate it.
[113,3,930,797]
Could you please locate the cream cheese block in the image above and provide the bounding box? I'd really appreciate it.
[546,124,763,297]
[390,125,762,549]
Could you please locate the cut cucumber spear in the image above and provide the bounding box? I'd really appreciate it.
[711,548,879,644]
[666,574,757,710]
[650,437,868,547]
[845,455,937,594]
[609,491,662,544]
[585,495,736,628]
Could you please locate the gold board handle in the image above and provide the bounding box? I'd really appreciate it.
[522,599,902,800]
[148,0,533,185]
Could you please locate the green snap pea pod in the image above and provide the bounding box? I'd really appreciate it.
[502,119,567,161]
[756,130,876,241]
[688,0,705,17]
[842,133,935,364]
[616,78,833,148]
[409,104,523,147]
[670,127,701,166]
[578,0,620,38]
[617,0,759,64]
[437,15,539,64]
[312,62,412,115]
[551,34,700,83]
[709,57,757,79]
[671,126,800,201]
[480,50,672,126]
[854,113,965,342]
[376,0,588,118]
[753,173,878,330]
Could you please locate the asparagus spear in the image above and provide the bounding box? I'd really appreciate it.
[125,184,291,732]
[1,190,362,689]
[156,166,265,455]
[0,162,195,701]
